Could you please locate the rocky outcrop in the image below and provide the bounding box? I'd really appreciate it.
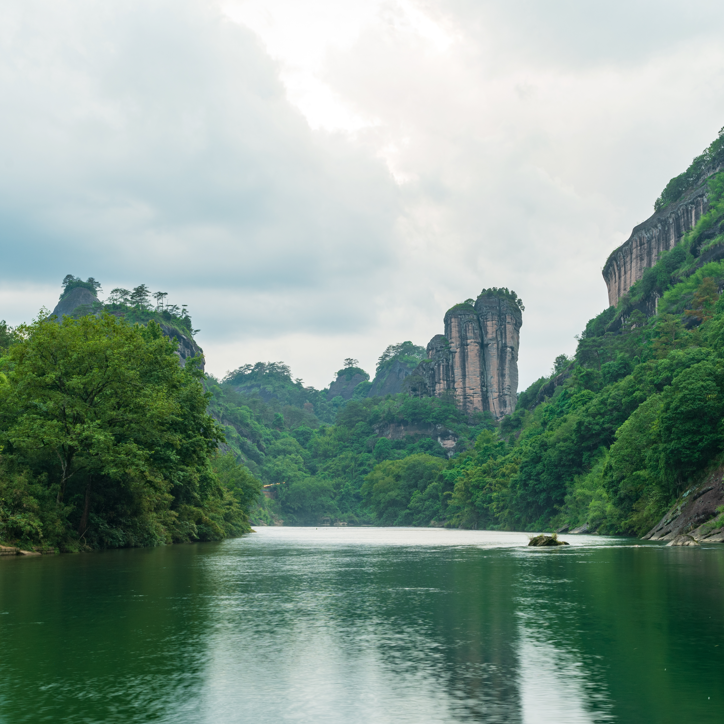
[327,370,369,401]
[50,288,204,370]
[51,287,102,319]
[375,421,458,456]
[368,359,416,397]
[603,165,724,307]
[528,534,569,547]
[158,324,204,369]
[414,293,522,420]
[644,467,724,543]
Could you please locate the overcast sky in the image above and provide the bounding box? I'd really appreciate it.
[2,0,724,390]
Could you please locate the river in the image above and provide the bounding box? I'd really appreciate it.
[1,527,723,723]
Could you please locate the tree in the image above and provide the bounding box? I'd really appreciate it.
[108,288,131,305]
[153,291,168,310]
[59,275,103,300]
[652,315,687,358]
[685,276,719,324]
[344,358,359,368]
[0,313,244,550]
[130,284,151,309]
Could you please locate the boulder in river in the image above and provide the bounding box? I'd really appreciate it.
[528,534,569,547]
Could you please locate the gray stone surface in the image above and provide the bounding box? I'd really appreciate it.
[603,161,724,307]
[367,359,416,397]
[413,293,522,420]
[644,468,724,543]
[327,371,368,401]
[51,287,101,318]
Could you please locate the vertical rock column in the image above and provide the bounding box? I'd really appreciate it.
[475,294,522,419]
[424,335,453,398]
[443,307,487,414]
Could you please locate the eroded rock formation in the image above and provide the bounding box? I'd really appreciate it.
[367,359,416,397]
[327,370,369,401]
[603,164,724,307]
[413,292,522,420]
[644,467,724,543]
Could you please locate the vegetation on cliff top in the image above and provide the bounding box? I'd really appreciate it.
[654,127,724,212]
[58,274,199,340]
[478,287,525,312]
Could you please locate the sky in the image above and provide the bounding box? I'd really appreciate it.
[2,0,724,390]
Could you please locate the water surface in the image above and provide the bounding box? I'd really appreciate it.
[1,527,723,723]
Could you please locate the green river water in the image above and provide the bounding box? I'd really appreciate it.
[1,527,723,723]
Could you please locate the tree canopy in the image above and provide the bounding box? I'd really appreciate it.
[0,313,258,551]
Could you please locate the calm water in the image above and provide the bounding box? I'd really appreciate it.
[1,527,723,724]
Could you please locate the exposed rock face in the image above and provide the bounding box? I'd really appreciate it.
[603,166,723,307]
[51,287,101,318]
[415,294,522,420]
[644,467,724,543]
[367,359,416,397]
[375,422,458,457]
[159,324,204,370]
[327,371,369,401]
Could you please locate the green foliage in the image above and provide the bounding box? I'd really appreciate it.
[478,287,525,312]
[60,274,102,300]
[0,320,16,353]
[376,341,426,372]
[0,313,253,550]
[335,366,370,382]
[223,362,335,423]
[654,128,724,211]
[362,454,448,526]
[446,302,476,314]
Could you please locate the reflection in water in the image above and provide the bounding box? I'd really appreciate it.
[1,528,723,723]
[515,550,614,724]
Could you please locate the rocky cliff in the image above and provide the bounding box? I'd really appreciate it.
[367,359,416,397]
[327,368,369,401]
[643,467,724,544]
[603,184,710,306]
[603,137,724,307]
[414,291,522,420]
[51,286,102,318]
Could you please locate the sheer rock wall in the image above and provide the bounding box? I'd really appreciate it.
[603,164,724,307]
[416,294,522,420]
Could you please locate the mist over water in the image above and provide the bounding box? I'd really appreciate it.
[1,528,723,723]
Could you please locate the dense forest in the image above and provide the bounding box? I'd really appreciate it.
[0,312,259,552]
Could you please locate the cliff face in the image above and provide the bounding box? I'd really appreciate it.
[603,165,723,307]
[327,370,369,400]
[416,294,522,420]
[51,287,101,318]
[367,359,416,397]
